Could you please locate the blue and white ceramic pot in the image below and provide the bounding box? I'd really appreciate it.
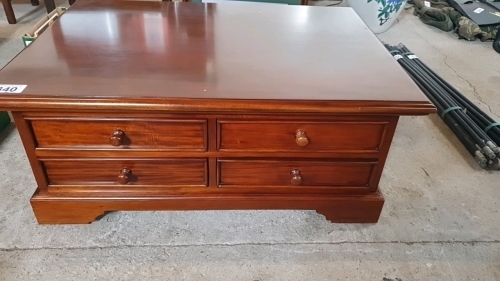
[347,0,408,34]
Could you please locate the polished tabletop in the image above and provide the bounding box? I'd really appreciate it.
[0,0,430,105]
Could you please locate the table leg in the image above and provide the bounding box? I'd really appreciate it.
[2,0,17,24]
[31,198,109,224]
[44,0,56,13]
[31,0,39,6]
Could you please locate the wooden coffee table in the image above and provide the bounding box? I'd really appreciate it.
[0,0,434,224]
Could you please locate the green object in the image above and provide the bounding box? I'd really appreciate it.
[455,17,499,42]
[190,0,302,5]
[484,122,500,133]
[413,0,457,32]
[441,106,462,119]
[0,112,10,133]
[412,0,499,41]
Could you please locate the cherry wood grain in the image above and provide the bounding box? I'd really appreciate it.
[35,149,382,160]
[0,0,434,115]
[30,189,384,224]
[218,120,387,152]
[0,0,435,224]
[43,159,207,186]
[18,111,406,121]
[0,99,435,115]
[368,116,399,191]
[2,0,16,24]
[11,112,49,190]
[29,118,207,150]
[46,184,373,195]
[218,159,376,188]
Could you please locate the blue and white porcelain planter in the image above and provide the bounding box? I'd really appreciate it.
[347,0,407,34]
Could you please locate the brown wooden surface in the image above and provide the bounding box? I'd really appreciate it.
[44,0,55,13]
[29,117,207,150]
[30,189,384,224]
[29,113,395,159]
[2,0,16,24]
[218,159,375,188]
[12,112,49,191]
[0,0,435,224]
[0,0,434,115]
[218,120,387,152]
[368,116,399,190]
[0,99,435,115]
[21,111,396,225]
[43,158,207,186]
[34,146,386,159]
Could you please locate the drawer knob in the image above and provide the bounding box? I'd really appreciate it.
[290,169,302,186]
[117,168,132,184]
[109,130,125,146]
[295,130,309,147]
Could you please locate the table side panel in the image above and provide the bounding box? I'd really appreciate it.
[11,112,49,191]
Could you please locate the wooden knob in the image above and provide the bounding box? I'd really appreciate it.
[117,168,132,184]
[290,169,302,186]
[295,130,309,147]
[109,130,125,146]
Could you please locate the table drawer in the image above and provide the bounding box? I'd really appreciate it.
[218,159,376,188]
[29,118,207,150]
[43,159,207,186]
[218,120,388,152]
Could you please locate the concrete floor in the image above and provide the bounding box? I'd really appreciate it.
[1,1,500,280]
